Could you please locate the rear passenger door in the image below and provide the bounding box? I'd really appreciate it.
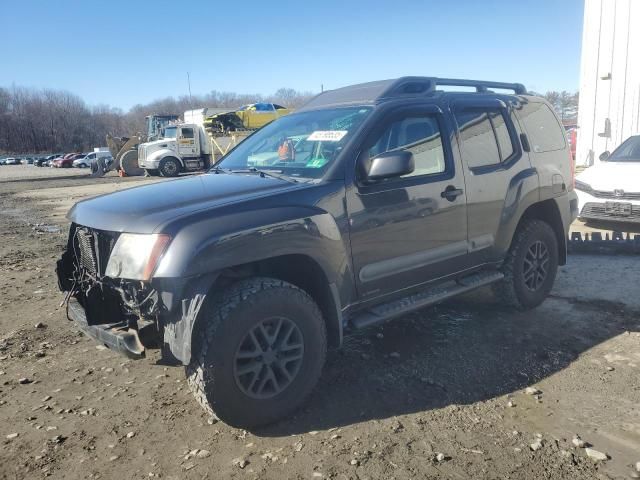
[451,98,533,264]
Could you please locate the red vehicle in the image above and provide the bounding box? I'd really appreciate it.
[563,124,577,161]
[53,153,83,168]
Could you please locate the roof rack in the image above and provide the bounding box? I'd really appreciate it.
[382,77,527,97]
[298,77,528,111]
[430,78,527,95]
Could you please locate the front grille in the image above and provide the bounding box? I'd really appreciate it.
[580,202,640,222]
[76,229,98,274]
[73,226,119,277]
[138,146,146,162]
[592,190,640,200]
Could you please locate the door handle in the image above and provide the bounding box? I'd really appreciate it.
[441,185,464,202]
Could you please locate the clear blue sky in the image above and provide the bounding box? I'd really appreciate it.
[3,0,583,111]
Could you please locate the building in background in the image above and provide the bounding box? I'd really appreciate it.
[576,0,640,166]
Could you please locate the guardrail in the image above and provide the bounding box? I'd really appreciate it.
[568,231,640,254]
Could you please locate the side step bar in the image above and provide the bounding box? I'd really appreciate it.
[350,270,504,330]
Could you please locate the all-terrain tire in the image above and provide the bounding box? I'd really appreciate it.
[492,219,559,310]
[159,157,181,177]
[186,277,327,428]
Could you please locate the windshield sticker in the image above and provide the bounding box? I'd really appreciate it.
[307,130,348,142]
[306,157,329,168]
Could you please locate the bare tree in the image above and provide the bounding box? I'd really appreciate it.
[0,86,316,154]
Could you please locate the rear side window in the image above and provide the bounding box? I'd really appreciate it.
[454,108,515,168]
[518,102,565,152]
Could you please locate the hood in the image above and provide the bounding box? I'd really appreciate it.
[68,173,303,234]
[576,161,640,192]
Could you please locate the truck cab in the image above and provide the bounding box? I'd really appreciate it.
[138,122,211,176]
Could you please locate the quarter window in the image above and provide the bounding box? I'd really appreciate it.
[517,102,565,152]
[369,115,446,178]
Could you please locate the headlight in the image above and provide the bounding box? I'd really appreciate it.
[105,233,171,280]
[574,179,593,193]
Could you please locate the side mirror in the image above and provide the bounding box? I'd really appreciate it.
[599,150,610,161]
[365,150,415,181]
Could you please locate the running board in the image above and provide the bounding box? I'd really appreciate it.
[350,270,504,330]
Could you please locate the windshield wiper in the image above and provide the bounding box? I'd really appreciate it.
[228,167,298,183]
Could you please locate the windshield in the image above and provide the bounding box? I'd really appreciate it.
[216,107,372,180]
[608,136,640,162]
[163,126,177,139]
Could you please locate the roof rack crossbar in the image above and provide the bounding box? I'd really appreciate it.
[432,78,527,95]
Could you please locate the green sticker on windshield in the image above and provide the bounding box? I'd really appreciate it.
[306,157,329,168]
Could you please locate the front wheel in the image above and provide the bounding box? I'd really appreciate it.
[187,277,327,428]
[159,157,181,177]
[492,219,559,310]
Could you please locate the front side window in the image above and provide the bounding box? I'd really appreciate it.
[163,126,177,139]
[368,115,446,178]
[608,136,640,162]
[518,102,565,152]
[216,107,372,180]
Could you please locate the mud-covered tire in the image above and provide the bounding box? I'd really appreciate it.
[492,219,558,310]
[186,277,327,428]
[159,157,180,177]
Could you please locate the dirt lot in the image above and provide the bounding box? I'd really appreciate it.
[1,173,639,480]
[0,165,87,182]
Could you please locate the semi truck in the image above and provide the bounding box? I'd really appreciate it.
[137,108,250,177]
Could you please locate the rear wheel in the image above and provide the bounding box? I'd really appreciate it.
[159,157,180,177]
[187,277,327,428]
[492,219,558,310]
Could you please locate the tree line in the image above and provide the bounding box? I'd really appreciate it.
[0,86,314,154]
[0,85,577,155]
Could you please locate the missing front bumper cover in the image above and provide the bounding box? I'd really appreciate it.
[67,297,145,359]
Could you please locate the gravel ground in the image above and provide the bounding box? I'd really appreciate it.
[1,175,639,479]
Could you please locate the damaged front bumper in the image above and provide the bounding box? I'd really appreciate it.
[57,223,218,366]
[66,297,145,359]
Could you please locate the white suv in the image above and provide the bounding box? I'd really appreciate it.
[575,135,640,224]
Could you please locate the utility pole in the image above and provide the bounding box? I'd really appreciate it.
[187,72,193,108]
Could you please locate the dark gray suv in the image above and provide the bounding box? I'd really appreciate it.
[57,77,579,427]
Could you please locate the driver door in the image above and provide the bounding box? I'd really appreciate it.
[178,127,197,157]
[346,106,469,300]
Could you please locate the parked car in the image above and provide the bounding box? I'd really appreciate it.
[3,157,21,165]
[575,134,640,224]
[53,153,82,168]
[35,156,53,167]
[73,151,111,168]
[57,77,577,428]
